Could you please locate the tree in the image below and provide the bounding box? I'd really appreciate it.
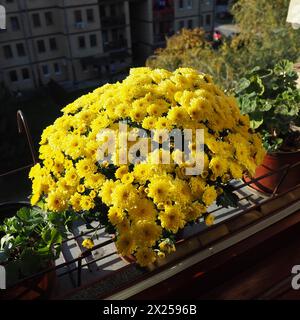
[146,0,300,90]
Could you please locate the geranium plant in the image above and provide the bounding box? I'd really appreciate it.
[29,68,265,267]
[0,206,71,286]
[235,60,300,152]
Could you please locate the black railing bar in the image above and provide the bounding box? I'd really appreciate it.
[231,160,300,192]
[17,110,38,165]
[81,251,118,268]
[58,251,119,282]
[0,164,33,178]
[60,245,77,288]
[62,225,105,244]
[206,194,255,215]
[4,238,114,289]
[73,229,95,273]
[76,238,115,286]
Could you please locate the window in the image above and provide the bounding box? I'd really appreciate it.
[179,0,184,9]
[22,68,30,80]
[188,19,193,29]
[16,43,25,56]
[90,34,97,47]
[37,39,46,53]
[179,20,185,29]
[78,36,86,48]
[32,13,41,27]
[187,0,193,9]
[49,37,57,50]
[45,12,54,26]
[112,29,118,41]
[9,70,18,82]
[54,63,61,74]
[10,16,20,31]
[42,65,49,76]
[206,14,211,26]
[3,45,13,59]
[102,30,108,43]
[199,15,203,27]
[100,6,106,17]
[74,10,82,23]
[110,5,116,16]
[81,63,88,72]
[86,9,94,23]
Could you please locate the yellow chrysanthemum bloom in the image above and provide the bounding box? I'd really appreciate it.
[108,207,125,226]
[148,178,171,204]
[82,238,94,250]
[159,205,185,234]
[135,247,156,267]
[115,233,136,256]
[128,199,157,222]
[111,183,138,209]
[46,190,67,212]
[202,186,218,206]
[133,220,162,247]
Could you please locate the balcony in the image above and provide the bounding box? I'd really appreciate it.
[101,15,126,28]
[153,1,174,21]
[103,38,127,52]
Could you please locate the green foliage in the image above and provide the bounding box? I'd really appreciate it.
[0,206,72,278]
[146,0,300,91]
[216,184,239,208]
[235,60,300,152]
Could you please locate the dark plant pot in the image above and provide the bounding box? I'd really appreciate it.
[0,202,57,300]
[0,261,56,300]
[244,150,300,194]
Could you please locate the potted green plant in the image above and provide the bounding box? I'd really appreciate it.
[235,60,300,193]
[0,205,70,300]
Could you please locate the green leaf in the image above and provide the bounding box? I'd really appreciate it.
[249,112,264,129]
[16,207,31,221]
[235,78,251,94]
[216,186,239,208]
[50,228,62,245]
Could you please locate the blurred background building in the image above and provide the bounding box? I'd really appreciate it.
[0,0,215,94]
[0,0,132,94]
[130,0,215,64]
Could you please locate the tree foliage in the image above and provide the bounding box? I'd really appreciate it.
[146,0,300,90]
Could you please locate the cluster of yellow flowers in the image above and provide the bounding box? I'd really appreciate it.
[29,67,265,267]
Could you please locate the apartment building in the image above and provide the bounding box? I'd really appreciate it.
[0,0,131,94]
[130,0,215,63]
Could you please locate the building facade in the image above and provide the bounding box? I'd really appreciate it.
[0,0,214,94]
[0,0,131,94]
[130,0,216,63]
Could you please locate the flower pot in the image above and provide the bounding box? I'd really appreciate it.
[244,150,300,194]
[0,202,57,300]
[0,261,56,300]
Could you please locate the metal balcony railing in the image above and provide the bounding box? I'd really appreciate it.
[1,110,300,299]
[101,15,126,28]
[103,39,127,52]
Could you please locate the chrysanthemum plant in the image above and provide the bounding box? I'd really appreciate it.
[29,68,265,267]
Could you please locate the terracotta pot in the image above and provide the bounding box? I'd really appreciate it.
[0,261,56,300]
[244,150,300,194]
